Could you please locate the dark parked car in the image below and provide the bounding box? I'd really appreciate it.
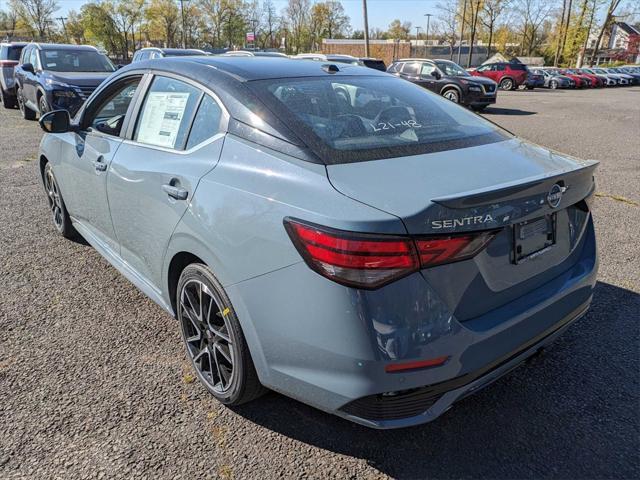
[470,62,529,90]
[14,43,116,120]
[388,58,497,111]
[0,42,27,108]
[532,68,575,89]
[524,69,545,89]
[131,47,208,62]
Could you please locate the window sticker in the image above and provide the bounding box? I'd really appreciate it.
[137,92,190,148]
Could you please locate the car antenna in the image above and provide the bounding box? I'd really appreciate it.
[322,64,339,74]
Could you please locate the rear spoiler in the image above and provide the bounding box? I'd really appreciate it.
[432,161,598,209]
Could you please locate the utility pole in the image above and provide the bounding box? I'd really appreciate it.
[362,0,370,57]
[424,13,433,59]
[57,17,69,43]
[179,0,189,49]
[424,13,432,44]
[415,26,422,58]
[457,0,468,65]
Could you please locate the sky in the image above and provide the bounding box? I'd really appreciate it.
[50,0,442,32]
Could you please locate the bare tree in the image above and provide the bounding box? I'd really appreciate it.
[436,1,461,59]
[283,0,310,53]
[480,0,509,59]
[515,0,557,55]
[11,0,58,40]
[589,0,623,65]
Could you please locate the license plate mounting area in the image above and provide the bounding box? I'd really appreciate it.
[513,214,556,264]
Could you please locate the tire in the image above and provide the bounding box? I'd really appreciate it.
[38,93,50,117]
[499,78,514,90]
[0,88,17,109]
[550,80,558,90]
[442,88,460,103]
[177,263,266,406]
[43,162,78,239]
[18,88,36,120]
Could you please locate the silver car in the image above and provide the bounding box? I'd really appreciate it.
[38,57,598,428]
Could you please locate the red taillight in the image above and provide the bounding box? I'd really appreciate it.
[416,232,497,268]
[284,218,498,289]
[0,60,18,67]
[285,220,419,289]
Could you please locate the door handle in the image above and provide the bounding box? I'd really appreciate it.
[162,184,188,200]
[93,156,107,172]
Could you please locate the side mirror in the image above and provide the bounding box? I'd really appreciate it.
[116,64,124,70]
[431,70,442,80]
[22,63,35,74]
[39,110,75,134]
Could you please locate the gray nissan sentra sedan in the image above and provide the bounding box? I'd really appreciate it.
[37,57,598,429]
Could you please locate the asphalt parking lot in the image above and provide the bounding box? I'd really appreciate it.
[1,87,639,479]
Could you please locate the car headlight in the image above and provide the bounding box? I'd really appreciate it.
[53,90,76,98]
[45,78,72,88]
[468,85,482,92]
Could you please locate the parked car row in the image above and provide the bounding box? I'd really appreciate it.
[387,58,498,111]
[2,41,639,122]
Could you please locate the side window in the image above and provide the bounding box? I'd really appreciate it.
[496,64,506,71]
[186,95,223,149]
[87,78,141,136]
[420,63,436,76]
[20,46,30,64]
[476,65,488,72]
[402,63,420,75]
[134,76,201,150]
[29,48,38,67]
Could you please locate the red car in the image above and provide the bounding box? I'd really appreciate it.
[550,69,592,88]
[565,69,603,87]
[470,62,528,90]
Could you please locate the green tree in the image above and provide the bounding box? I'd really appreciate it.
[387,19,411,40]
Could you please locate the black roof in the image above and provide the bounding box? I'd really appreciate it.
[121,56,389,82]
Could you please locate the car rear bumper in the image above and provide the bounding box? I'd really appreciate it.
[227,216,597,428]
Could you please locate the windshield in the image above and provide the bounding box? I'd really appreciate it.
[434,61,470,77]
[39,49,115,73]
[249,76,508,164]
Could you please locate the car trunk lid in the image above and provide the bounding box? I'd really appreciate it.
[326,138,597,320]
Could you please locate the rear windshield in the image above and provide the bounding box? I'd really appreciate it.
[1,46,23,61]
[248,76,509,164]
[39,49,115,72]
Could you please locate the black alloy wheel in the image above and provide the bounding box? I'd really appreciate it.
[177,264,265,406]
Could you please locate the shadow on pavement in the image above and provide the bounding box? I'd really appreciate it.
[233,281,640,479]
[483,107,537,116]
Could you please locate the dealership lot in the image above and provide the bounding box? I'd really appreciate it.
[1,87,638,479]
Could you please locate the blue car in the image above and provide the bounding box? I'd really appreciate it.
[37,57,598,428]
[14,43,115,120]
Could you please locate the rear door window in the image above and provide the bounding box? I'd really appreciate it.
[402,63,420,75]
[134,76,202,150]
[185,95,223,149]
